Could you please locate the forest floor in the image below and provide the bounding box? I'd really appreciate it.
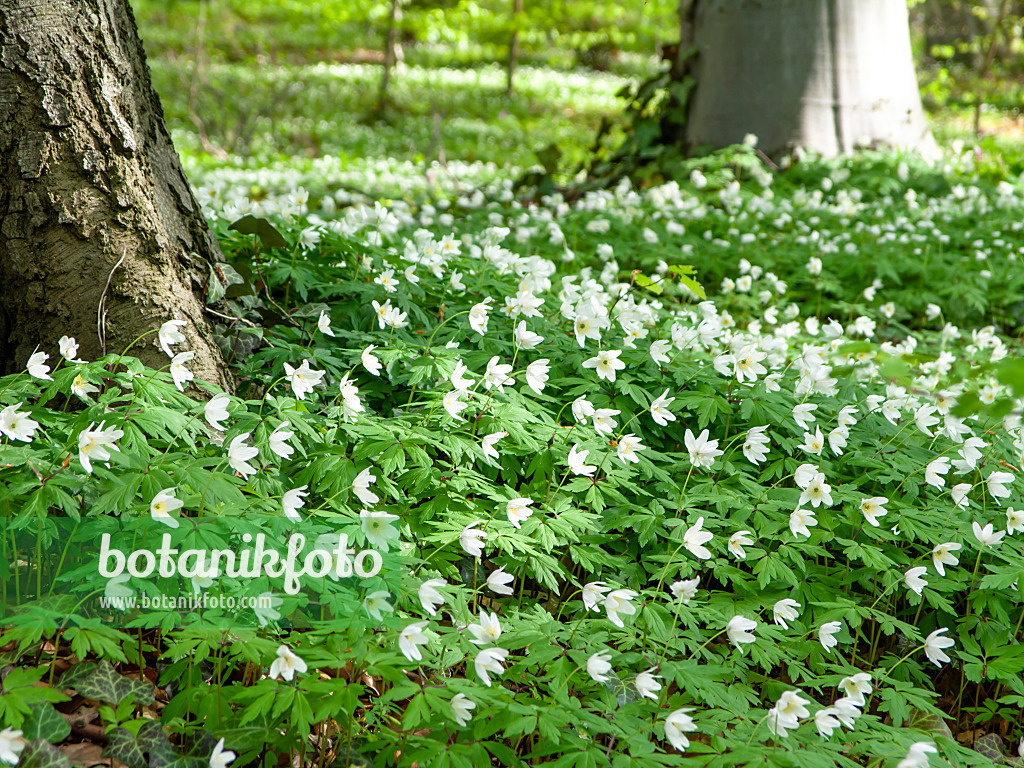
[7,8,1024,768]
[133,3,1024,189]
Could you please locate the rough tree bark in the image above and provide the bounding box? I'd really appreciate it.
[684,0,938,159]
[0,0,231,390]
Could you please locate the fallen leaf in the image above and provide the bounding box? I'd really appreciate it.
[60,742,106,767]
[65,705,100,728]
[361,673,380,696]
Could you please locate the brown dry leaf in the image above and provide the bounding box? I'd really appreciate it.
[322,719,342,738]
[956,728,986,747]
[66,705,100,728]
[361,673,380,696]
[322,664,352,680]
[60,742,107,767]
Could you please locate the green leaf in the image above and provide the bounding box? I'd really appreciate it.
[995,357,1024,396]
[62,627,130,664]
[631,272,663,295]
[668,264,706,298]
[19,740,72,768]
[228,215,288,249]
[105,728,148,768]
[21,704,71,744]
[59,661,155,707]
[0,668,69,727]
[402,693,430,730]
[534,144,561,174]
[104,721,210,768]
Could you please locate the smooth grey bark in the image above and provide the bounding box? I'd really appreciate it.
[685,0,938,159]
[0,0,231,389]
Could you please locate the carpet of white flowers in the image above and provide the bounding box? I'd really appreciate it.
[4,145,1024,768]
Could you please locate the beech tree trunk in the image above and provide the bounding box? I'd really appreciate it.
[0,0,231,390]
[684,0,938,159]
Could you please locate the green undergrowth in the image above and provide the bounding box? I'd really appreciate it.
[4,148,1024,767]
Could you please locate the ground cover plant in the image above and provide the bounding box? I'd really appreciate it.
[4,139,1024,768]
[154,60,630,171]
[133,0,1024,189]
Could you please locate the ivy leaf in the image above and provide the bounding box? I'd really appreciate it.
[907,707,953,739]
[21,704,71,744]
[105,728,148,768]
[605,672,640,708]
[104,721,214,768]
[59,662,155,707]
[19,740,72,768]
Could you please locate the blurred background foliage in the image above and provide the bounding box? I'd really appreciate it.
[136,0,674,72]
[134,0,1024,174]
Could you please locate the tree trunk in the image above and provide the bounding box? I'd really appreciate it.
[973,0,1011,139]
[506,0,523,96]
[685,0,938,159]
[0,0,231,390]
[679,0,697,48]
[380,0,401,99]
[923,0,974,63]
